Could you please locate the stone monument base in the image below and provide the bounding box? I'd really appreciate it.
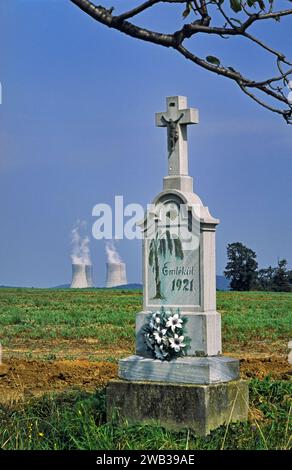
[119,355,239,385]
[107,379,249,436]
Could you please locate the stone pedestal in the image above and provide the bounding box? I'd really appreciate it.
[119,355,239,385]
[107,379,249,436]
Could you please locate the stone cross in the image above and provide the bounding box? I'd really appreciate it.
[109,96,248,435]
[155,96,199,176]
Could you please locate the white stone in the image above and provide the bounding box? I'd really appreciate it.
[155,96,199,177]
[119,355,239,385]
[140,190,219,316]
[130,96,222,360]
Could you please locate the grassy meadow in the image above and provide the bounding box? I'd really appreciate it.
[0,378,291,450]
[0,288,291,355]
[0,288,291,450]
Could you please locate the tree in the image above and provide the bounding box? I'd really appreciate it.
[272,258,291,292]
[258,259,292,291]
[149,229,183,299]
[224,242,258,291]
[70,0,292,123]
[257,265,275,290]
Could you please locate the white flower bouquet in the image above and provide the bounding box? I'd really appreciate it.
[143,307,191,361]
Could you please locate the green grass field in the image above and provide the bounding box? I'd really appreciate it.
[0,288,291,450]
[0,378,291,450]
[0,288,291,353]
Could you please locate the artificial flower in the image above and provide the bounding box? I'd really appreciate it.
[153,327,168,345]
[154,344,168,360]
[169,334,186,352]
[166,313,183,332]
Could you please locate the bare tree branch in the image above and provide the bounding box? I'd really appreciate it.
[253,8,292,22]
[239,83,292,124]
[69,0,174,46]
[175,43,288,104]
[243,31,285,61]
[256,68,292,88]
[117,0,161,21]
[69,0,292,123]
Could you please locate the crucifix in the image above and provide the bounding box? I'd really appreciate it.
[155,96,199,176]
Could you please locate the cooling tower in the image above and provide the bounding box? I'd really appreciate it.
[71,263,93,288]
[106,262,127,288]
[85,264,94,288]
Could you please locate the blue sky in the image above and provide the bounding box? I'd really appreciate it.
[0,0,291,287]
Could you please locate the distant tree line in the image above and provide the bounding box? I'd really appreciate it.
[224,242,292,292]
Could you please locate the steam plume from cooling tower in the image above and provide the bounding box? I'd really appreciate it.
[71,220,91,266]
[105,241,122,264]
[105,242,127,288]
[70,221,93,288]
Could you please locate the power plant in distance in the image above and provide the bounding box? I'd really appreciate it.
[71,263,93,288]
[105,261,127,288]
[70,261,127,288]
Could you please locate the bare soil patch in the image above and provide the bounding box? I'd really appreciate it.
[0,353,290,404]
[0,359,117,404]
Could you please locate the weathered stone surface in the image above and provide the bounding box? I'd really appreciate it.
[107,379,249,436]
[119,355,239,385]
[141,189,220,316]
[142,97,220,319]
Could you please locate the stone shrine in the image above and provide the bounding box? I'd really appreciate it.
[107,96,248,435]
